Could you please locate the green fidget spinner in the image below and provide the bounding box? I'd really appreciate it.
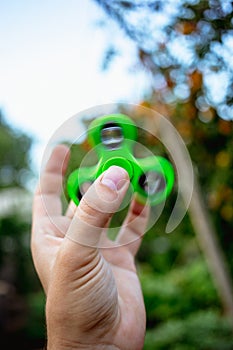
[67,114,175,206]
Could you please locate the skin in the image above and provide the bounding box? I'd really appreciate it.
[31,144,150,350]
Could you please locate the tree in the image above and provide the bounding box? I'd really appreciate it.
[90,0,233,347]
[94,0,233,120]
[0,111,44,349]
[0,112,32,190]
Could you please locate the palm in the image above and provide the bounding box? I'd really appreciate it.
[107,256,146,349]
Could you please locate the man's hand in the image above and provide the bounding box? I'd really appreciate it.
[31,144,150,350]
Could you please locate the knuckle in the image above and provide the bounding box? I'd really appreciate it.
[78,197,112,228]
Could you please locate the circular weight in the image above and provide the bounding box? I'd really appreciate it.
[101,157,134,180]
[138,171,166,195]
[101,123,124,150]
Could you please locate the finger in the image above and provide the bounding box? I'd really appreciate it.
[98,219,117,248]
[65,166,130,248]
[65,182,92,219]
[65,200,77,219]
[33,144,70,222]
[116,197,150,256]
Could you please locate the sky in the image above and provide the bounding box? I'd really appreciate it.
[0,0,150,174]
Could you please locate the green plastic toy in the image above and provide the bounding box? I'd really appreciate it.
[67,114,175,206]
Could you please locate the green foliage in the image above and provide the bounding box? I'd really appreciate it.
[0,214,34,293]
[140,257,219,324]
[144,311,233,350]
[25,291,46,339]
[0,111,44,347]
[0,112,32,189]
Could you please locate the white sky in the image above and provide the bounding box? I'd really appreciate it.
[0,0,150,175]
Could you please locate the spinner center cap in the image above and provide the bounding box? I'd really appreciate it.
[102,157,134,180]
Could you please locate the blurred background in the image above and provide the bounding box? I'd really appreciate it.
[0,0,233,349]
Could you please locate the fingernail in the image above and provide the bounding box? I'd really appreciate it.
[101,166,129,191]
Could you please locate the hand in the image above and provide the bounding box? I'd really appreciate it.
[31,144,150,350]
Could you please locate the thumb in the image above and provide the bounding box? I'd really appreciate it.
[66,165,130,248]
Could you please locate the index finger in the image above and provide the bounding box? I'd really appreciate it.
[33,144,70,222]
[116,197,150,256]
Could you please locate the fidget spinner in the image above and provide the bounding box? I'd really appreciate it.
[67,114,175,206]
